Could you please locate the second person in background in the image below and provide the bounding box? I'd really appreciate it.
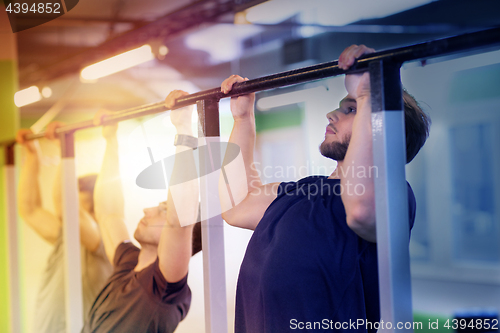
[81,90,202,333]
[16,125,113,333]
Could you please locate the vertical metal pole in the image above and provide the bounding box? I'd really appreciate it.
[197,99,228,333]
[60,132,83,333]
[369,60,413,332]
[4,145,21,333]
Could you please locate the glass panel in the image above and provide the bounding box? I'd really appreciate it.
[450,123,499,263]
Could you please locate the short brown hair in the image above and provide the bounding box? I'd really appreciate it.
[403,89,431,163]
[192,221,202,256]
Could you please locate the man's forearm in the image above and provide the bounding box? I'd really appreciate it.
[94,135,129,262]
[18,151,61,243]
[158,223,194,283]
[94,137,124,220]
[340,96,376,241]
[52,162,62,219]
[159,113,199,282]
[219,113,260,220]
[18,153,41,216]
[230,115,262,191]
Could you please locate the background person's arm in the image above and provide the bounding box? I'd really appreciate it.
[45,122,102,252]
[219,75,279,230]
[158,90,199,283]
[46,122,64,220]
[16,129,61,244]
[51,161,101,252]
[93,113,130,263]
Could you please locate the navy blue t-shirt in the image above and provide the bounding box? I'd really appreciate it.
[235,176,416,333]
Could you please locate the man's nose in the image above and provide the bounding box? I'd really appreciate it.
[143,207,156,216]
[327,109,339,123]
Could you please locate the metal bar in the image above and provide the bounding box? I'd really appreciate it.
[60,132,83,333]
[197,99,228,333]
[0,26,498,145]
[23,101,167,141]
[175,26,500,106]
[0,140,16,148]
[4,145,21,333]
[370,60,413,332]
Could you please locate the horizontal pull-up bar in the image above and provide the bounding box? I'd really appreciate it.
[175,26,500,106]
[0,101,166,147]
[2,26,499,146]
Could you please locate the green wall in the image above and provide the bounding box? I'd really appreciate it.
[0,57,20,333]
[255,106,304,133]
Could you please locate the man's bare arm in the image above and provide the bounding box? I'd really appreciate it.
[45,122,102,252]
[17,130,61,244]
[53,162,101,252]
[93,114,130,263]
[158,90,199,283]
[219,75,278,230]
[222,183,279,230]
[338,45,377,242]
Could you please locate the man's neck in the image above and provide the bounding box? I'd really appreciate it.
[329,160,344,179]
[134,245,157,272]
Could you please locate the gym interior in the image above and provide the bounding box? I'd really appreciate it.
[1,0,500,332]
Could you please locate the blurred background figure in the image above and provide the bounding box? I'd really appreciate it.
[81,92,201,332]
[16,124,113,333]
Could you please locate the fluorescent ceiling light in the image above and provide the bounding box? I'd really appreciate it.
[14,86,42,107]
[81,45,154,81]
[246,0,434,26]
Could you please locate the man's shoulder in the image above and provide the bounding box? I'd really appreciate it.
[137,259,190,298]
[113,241,139,269]
[277,176,338,195]
[280,175,328,187]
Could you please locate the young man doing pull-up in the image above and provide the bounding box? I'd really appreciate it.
[82,90,201,333]
[219,45,430,333]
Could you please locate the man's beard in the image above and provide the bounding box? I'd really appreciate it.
[319,134,351,161]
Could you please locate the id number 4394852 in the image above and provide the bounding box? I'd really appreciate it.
[5,2,61,14]
[444,318,499,330]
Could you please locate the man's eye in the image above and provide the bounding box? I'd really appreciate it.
[346,107,356,114]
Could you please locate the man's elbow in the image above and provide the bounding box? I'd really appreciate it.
[22,215,59,244]
[346,205,376,242]
[221,209,236,227]
[18,202,35,220]
[18,207,30,222]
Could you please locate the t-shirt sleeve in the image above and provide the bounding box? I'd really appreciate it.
[113,242,140,274]
[136,259,191,319]
[276,176,319,197]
